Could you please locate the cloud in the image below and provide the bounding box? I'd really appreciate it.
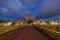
[37,0,60,18]
[0,0,60,21]
[0,0,41,17]
[50,15,60,20]
[0,7,9,13]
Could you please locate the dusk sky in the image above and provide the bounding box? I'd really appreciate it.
[0,0,60,21]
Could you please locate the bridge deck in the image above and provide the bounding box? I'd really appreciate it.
[0,26,55,40]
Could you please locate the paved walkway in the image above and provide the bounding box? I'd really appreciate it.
[0,26,53,40]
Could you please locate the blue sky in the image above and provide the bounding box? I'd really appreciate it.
[0,0,60,21]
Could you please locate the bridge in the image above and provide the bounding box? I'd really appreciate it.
[0,20,60,40]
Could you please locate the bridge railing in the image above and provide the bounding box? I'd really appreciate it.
[34,25,60,40]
